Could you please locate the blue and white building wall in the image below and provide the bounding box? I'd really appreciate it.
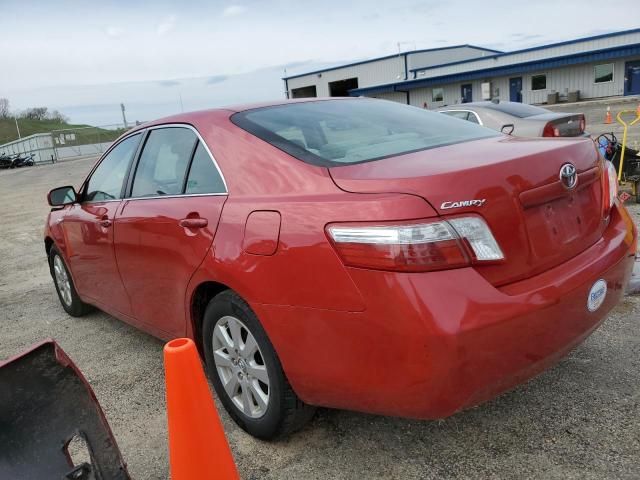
[352,29,640,107]
[284,29,640,108]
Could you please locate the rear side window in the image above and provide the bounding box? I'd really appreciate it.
[467,112,480,124]
[131,127,197,198]
[85,133,141,201]
[185,142,226,194]
[441,111,470,121]
[231,99,497,166]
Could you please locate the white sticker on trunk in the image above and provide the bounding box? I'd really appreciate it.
[587,279,607,312]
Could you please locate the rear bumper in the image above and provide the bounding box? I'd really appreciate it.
[256,204,637,419]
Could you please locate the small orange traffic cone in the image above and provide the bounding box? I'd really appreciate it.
[605,106,612,124]
[164,338,239,480]
[636,103,640,117]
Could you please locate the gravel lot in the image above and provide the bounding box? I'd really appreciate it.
[1,158,639,480]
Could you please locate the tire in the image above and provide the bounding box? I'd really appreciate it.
[49,246,92,317]
[202,290,315,439]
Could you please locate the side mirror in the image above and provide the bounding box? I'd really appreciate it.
[501,124,515,135]
[48,186,77,206]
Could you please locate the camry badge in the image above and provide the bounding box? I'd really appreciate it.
[559,163,578,190]
[441,199,486,209]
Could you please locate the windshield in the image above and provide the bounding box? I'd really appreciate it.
[231,99,499,166]
[482,102,550,118]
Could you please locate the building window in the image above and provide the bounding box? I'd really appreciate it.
[432,88,444,102]
[594,63,614,83]
[531,74,546,90]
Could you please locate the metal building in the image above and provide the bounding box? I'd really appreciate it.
[283,28,640,108]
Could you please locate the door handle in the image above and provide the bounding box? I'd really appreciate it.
[179,218,208,228]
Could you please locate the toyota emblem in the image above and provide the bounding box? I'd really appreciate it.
[559,163,577,190]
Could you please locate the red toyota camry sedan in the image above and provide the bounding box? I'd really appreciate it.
[44,98,637,439]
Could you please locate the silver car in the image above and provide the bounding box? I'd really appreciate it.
[437,101,586,138]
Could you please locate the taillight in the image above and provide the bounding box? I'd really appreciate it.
[542,122,560,137]
[579,115,586,133]
[602,160,618,214]
[326,216,504,272]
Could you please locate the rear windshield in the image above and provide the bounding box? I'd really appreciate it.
[231,99,498,166]
[482,102,549,118]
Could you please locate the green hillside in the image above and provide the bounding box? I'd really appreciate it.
[0,117,127,146]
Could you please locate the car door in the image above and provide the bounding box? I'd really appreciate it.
[114,125,227,338]
[63,132,142,317]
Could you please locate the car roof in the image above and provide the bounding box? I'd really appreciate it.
[123,97,364,137]
[437,101,508,111]
[110,97,383,146]
[132,97,360,130]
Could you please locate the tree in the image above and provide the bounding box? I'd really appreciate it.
[48,110,69,122]
[21,107,48,120]
[0,98,9,118]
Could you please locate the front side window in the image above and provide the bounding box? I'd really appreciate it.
[531,74,547,90]
[432,88,444,102]
[185,142,226,194]
[594,64,614,83]
[131,127,197,198]
[231,99,498,166]
[84,133,141,202]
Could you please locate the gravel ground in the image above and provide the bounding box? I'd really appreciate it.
[1,159,639,480]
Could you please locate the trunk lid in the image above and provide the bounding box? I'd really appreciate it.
[532,112,585,137]
[329,135,605,286]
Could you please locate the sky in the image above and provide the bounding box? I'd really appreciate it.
[1,0,638,125]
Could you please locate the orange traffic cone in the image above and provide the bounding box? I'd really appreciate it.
[164,338,239,480]
[636,103,640,117]
[605,106,612,124]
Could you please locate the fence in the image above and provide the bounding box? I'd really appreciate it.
[50,124,130,161]
[0,123,135,164]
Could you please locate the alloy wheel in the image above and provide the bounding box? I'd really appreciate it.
[211,315,270,418]
[53,255,72,306]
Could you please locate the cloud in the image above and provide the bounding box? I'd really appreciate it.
[156,15,176,36]
[158,80,181,87]
[510,33,543,40]
[278,60,314,69]
[206,75,228,84]
[105,26,124,38]
[222,5,248,17]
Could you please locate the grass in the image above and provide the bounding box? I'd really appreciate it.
[0,117,128,146]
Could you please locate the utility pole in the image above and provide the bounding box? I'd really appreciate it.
[14,117,21,139]
[120,103,128,128]
[283,68,289,99]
